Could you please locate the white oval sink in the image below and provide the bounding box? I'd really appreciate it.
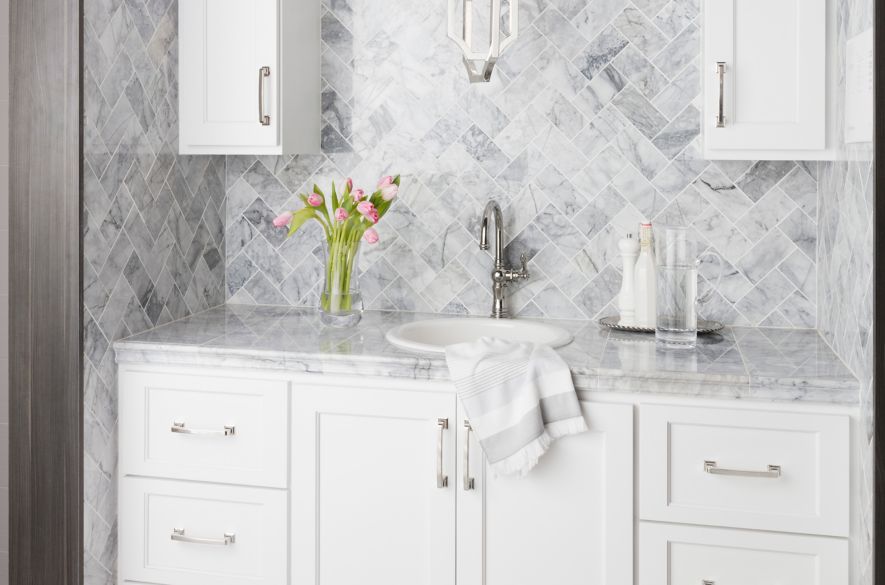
[386,318,573,354]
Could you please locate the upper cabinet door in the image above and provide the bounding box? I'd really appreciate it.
[703,0,829,159]
[180,0,280,153]
[457,402,634,585]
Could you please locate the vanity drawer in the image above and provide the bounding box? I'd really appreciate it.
[119,369,289,488]
[119,477,287,585]
[639,404,849,536]
[639,522,847,585]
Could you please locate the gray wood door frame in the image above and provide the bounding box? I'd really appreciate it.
[9,0,83,584]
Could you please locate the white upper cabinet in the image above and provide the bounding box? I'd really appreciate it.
[703,0,835,160]
[179,0,321,155]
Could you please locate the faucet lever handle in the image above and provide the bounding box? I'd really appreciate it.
[518,254,530,279]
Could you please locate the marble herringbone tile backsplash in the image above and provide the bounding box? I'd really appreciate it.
[224,0,820,328]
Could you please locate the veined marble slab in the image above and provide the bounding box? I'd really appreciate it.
[115,304,860,406]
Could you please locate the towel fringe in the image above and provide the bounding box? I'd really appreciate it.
[545,416,589,439]
[489,433,552,478]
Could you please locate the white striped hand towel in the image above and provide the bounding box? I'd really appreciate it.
[445,337,588,477]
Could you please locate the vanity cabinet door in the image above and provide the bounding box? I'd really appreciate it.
[702,0,830,159]
[457,401,634,585]
[291,385,457,585]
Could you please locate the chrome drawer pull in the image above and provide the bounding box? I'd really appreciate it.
[703,581,715,585]
[171,528,236,546]
[437,418,449,488]
[715,61,726,127]
[258,66,271,126]
[704,460,781,478]
[171,422,236,436]
[463,420,475,491]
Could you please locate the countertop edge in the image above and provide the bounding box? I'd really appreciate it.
[114,341,862,407]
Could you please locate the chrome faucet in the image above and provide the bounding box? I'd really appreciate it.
[479,200,529,318]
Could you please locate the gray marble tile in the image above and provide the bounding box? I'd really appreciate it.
[735,186,797,242]
[779,207,817,260]
[613,5,669,57]
[652,105,700,159]
[612,44,669,99]
[573,25,629,82]
[535,7,588,59]
[736,160,797,202]
[653,23,698,77]
[612,85,668,140]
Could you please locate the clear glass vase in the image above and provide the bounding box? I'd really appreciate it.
[319,238,363,328]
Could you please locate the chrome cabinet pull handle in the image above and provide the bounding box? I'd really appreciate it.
[171,528,236,546]
[703,581,715,585]
[437,418,449,488]
[704,460,781,478]
[463,420,475,491]
[258,66,271,126]
[715,61,726,128]
[171,422,236,436]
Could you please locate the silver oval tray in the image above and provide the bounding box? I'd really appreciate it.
[598,316,724,335]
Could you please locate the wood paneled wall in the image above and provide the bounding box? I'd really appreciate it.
[9,0,82,583]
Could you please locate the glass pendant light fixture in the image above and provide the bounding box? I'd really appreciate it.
[448,0,518,83]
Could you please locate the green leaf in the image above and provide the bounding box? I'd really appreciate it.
[313,184,325,197]
[287,208,317,237]
[331,181,339,211]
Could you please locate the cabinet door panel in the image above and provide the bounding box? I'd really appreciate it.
[180,0,279,150]
[292,386,457,585]
[704,0,826,152]
[458,402,634,585]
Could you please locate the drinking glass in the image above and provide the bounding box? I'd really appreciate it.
[655,226,723,348]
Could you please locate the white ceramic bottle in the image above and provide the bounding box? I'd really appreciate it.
[617,234,640,326]
[634,222,657,329]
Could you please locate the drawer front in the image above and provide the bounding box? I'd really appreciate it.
[639,404,849,536]
[120,478,287,585]
[639,522,849,585]
[639,523,847,585]
[119,369,289,488]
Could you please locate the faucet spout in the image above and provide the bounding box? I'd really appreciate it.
[479,200,505,267]
[477,199,529,318]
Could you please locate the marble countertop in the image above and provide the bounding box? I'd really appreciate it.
[115,304,860,406]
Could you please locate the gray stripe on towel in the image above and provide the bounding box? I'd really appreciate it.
[480,407,545,463]
[540,393,583,423]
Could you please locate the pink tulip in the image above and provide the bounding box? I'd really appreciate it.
[273,211,293,228]
[380,183,398,201]
[334,207,348,222]
[346,178,353,192]
[363,228,380,244]
[307,193,324,207]
[352,188,366,202]
[366,209,380,224]
[356,200,375,216]
[378,176,394,188]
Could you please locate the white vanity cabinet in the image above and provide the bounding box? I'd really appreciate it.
[117,363,855,585]
[178,0,321,155]
[702,0,837,160]
[290,385,635,585]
